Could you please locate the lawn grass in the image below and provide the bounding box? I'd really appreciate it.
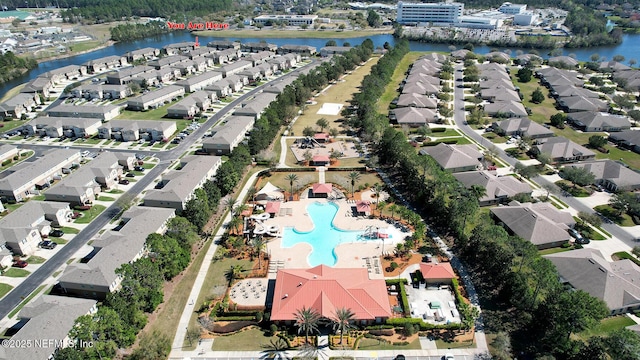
[594,205,636,227]
[195,27,393,38]
[0,119,28,133]
[435,338,476,349]
[539,247,572,256]
[431,128,462,138]
[0,149,33,172]
[74,204,106,224]
[290,57,380,136]
[25,256,46,264]
[612,251,640,267]
[211,327,280,350]
[97,196,115,202]
[261,170,381,198]
[482,132,508,143]
[578,315,635,339]
[511,67,558,122]
[0,283,13,298]
[377,52,425,114]
[108,189,124,194]
[52,237,68,245]
[184,254,254,349]
[8,285,45,318]
[0,84,26,103]
[357,337,422,350]
[68,40,103,53]
[3,268,30,278]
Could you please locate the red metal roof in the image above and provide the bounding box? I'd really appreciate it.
[270,265,392,321]
[356,201,371,213]
[265,201,281,214]
[312,183,332,194]
[314,133,330,140]
[419,262,456,279]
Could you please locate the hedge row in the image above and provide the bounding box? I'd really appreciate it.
[423,139,458,146]
[385,317,460,331]
[386,279,410,316]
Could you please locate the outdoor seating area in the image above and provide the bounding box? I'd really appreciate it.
[363,256,382,275]
[229,278,269,306]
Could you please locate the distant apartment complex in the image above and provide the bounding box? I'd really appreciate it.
[253,14,319,26]
[397,1,464,24]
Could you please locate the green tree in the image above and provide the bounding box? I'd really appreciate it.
[329,127,339,139]
[183,188,211,231]
[531,87,545,104]
[227,215,242,235]
[325,40,337,46]
[609,191,638,216]
[225,264,244,286]
[367,9,381,27]
[332,307,355,345]
[129,331,171,360]
[302,126,315,137]
[514,163,540,179]
[550,113,566,129]
[316,118,329,132]
[285,173,298,199]
[372,183,384,216]
[561,166,595,187]
[348,171,360,198]
[588,135,607,148]
[517,67,532,82]
[252,235,266,269]
[295,306,321,344]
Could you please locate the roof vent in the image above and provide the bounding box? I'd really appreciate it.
[313,275,317,279]
[298,282,303,287]
[283,294,288,299]
[588,259,596,264]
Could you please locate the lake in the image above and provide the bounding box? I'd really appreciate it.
[3,30,640,97]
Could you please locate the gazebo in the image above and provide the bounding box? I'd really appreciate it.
[255,182,284,201]
[311,183,332,198]
[355,201,371,216]
[311,155,330,166]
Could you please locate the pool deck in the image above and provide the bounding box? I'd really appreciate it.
[262,198,411,278]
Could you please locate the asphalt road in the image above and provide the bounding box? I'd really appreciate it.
[453,64,636,244]
[0,60,318,319]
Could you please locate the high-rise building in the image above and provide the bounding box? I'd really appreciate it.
[396,1,464,24]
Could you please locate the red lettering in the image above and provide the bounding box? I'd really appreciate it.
[187,22,204,30]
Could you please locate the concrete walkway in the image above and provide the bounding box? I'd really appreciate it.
[171,171,262,351]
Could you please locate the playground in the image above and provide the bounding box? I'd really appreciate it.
[289,137,361,164]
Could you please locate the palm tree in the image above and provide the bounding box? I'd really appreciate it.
[227,215,242,235]
[261,337,289,360]
[233,203,248,217]
[252,235,266,269]
[247,187,257,203]
[468,185,487,201]
[285,173,298,200]
[388,203,398,221]
[348,171,360,198]
[294,306,321,345]
[332,307,355,345]
[224,196,237,216]
[372,183,384,215]
[225,264,244,286]
[377,201,387,219]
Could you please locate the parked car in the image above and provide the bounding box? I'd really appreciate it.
[576,237,591,245]
[134,166,144,172]
[49,229,64,237]
[76,205,91,210]
[125,172,136,178]
[118,179,130,185]
[12,260,28,268]
[568,228,581,239]
[444,354,455,360]
[39,240,57,249]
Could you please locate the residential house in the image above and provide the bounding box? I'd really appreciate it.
[480,87,521,103]
[98,120,177,142]
[156,67,180,83]
[208,48,241,64]
[263,77,295,94]
[147,55,188,70]
[238,66,263,83]
[563,160,640,192]
[419,144,483,173]
[612,69,640,91]
[0,149,81,202]
[46,103,121,121]
[256,63,274,77]
[485,51,511,63]
[491,117,555,139]
[2,296,97,360]
[567,111,631,132]
[163,42,198,55]
[58,206,175,300]
[401,80,439,95]
[491,201,575,249]
[124,47,160,62]
[419,262,456,285]
[245,51,276,66]
[241,42,277,53]
[186,47,217,59]
[205,81,232,98]
[270,265,392,325]
[395,93,437,108]
[215,61,254,78]
[557,96,609,113]
[550,85,599,99]
[44,152,133,205]
[0,201,72,256]
[0,92,40,119]
[547,56,579,68]
[453,170,532,206]
[172,59,197,76]
[130,71,160,87]
[599,61,631,72]
[20,77,53,98]
[126,85,185,111]
[0,145,19,165]
[514,53,542,65]
[533,136,596,163]
[144,155,222,212]
[276,44,316,57]
[545,248,640,314]
[320,46,353,57]
[233,92,278,119]
[71,84,131,100]
[207,40,240,50]
[450,49,470,59]
[40,65,87,84]
[174,71,224,93]
[83,55,127,73]
[484,100,527,117]
[167,90,214,118]
[389,107,438,126]
[479,78,515,90]
[31,116,102,138]
[202,116,255,155]
[609,130,640,153]
[405,72,440,86]
[106,65,155,85]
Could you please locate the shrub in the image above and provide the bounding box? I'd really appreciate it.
[369,328,395,336]
[270,323,278,335]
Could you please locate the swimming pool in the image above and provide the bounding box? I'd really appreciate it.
[282,202,367,266]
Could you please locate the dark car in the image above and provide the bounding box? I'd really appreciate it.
[118,179,130,185]
[134,166,144,172]
[40,240,57,249]
[49,229,64,237]
[126,172,136,178]
[12,260,28,268]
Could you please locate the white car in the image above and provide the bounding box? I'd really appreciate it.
[81,151,90,157]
